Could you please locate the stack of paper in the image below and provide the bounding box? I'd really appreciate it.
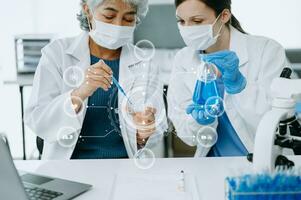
[109,173,200,200]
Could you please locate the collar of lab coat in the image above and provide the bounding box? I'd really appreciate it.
[229,26,249,67]
[65,32,141,68]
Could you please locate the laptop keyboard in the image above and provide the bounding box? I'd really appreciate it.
[25,185,63,200]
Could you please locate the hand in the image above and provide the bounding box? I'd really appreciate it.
[131,107,157,146]
[71,61,113,113]
[77,60,113,97]
[186,103,215,125]
[201,50,247,94]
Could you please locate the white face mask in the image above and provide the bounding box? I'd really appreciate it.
[88,15,135,50]
[178,15,223,51]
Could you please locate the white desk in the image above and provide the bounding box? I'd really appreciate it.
[15,157,301,200]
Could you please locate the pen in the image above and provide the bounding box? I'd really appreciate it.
[179,170,185,192]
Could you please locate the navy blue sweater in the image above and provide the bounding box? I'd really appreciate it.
[71,55,128,159]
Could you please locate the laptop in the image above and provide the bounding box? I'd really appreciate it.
[0,134,92,200]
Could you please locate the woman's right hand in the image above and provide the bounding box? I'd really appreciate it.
[71,61,113,113]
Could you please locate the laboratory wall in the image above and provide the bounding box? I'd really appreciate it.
[0,0,35,81]
[1,0,301,80]
[0,0,81,81]
[232,0,301,48]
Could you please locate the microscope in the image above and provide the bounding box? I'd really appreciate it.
[252,68,301,171]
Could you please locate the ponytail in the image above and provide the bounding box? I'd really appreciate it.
[230,14,247,34]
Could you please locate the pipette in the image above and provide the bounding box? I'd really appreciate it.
[112,76,133,105]
[98,59,133,105]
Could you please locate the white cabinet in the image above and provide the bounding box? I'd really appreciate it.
[0,84,23,159]
[0,71,4,134]
[0,83,38,160]
[23,86,39,160]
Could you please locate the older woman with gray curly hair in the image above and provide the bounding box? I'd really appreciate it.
[25,0,167,160]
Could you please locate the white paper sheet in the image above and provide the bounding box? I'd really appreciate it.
[109,173,200,200]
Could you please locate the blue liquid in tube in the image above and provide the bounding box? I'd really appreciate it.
[112,76,133,105]
[98,59,134,106]
[193,80,219,105]
[192,62,219,107]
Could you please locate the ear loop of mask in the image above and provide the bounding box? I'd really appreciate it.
[85,8,93,32]
[135,15,140,25]
[212,13,224,38]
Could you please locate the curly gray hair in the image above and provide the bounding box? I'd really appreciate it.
[77,0,148,31]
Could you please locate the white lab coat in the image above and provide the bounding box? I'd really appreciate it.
[25,32,167,160]
[167,26,288,157]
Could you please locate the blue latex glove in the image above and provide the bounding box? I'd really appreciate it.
[201,50,247,94]
[186,104,215,125]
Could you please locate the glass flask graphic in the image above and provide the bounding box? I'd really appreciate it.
[192,61,219,106]
[192,59,225,148]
